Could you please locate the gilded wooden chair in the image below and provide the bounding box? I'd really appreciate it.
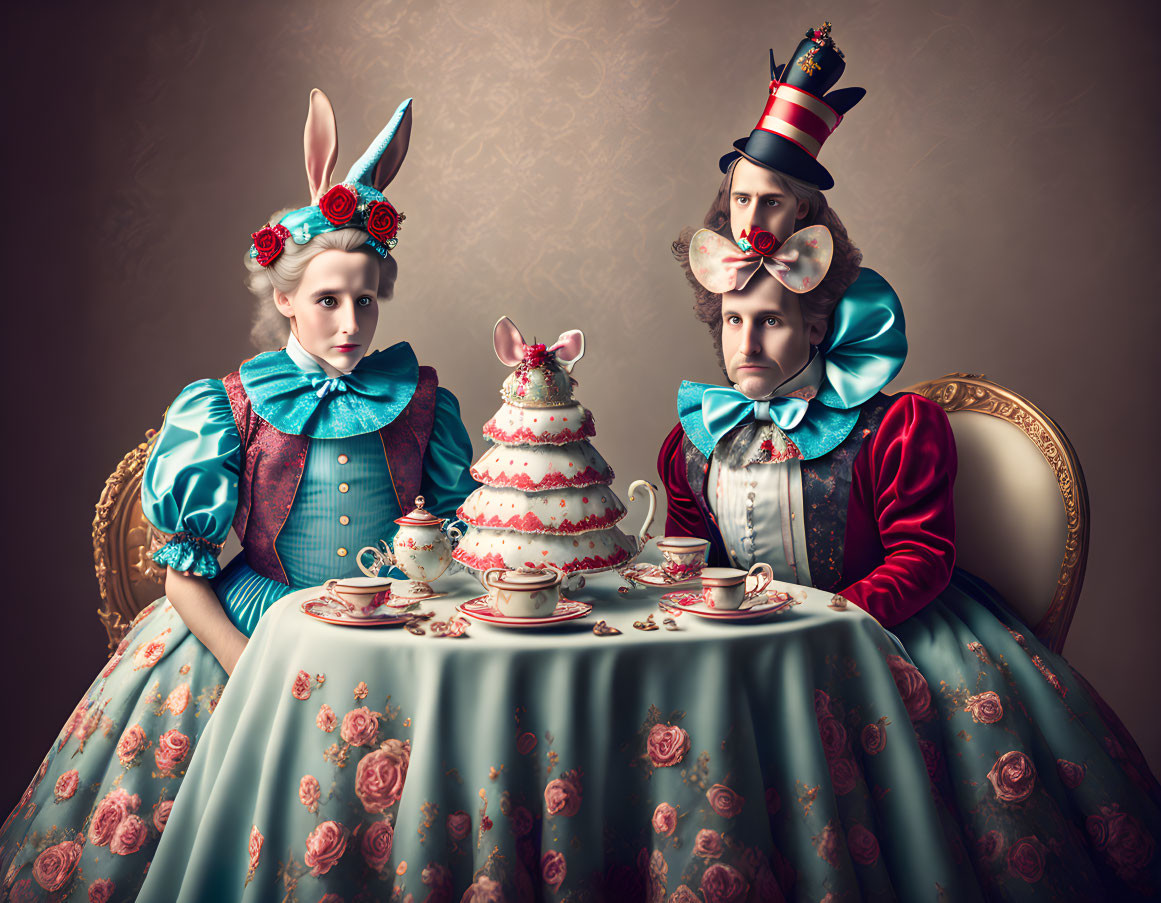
[904,373,1089,653]
[92,429,167,651]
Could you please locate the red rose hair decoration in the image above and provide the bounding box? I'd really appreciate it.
[365,200,399,243]
[742,228,781,257]
[251,224,292,267]
[319,184,358,226]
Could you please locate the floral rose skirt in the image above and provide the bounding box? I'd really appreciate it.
[0,599,226,902]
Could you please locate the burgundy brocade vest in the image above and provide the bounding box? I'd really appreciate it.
[222,366,439,585]
[681,393,893,592]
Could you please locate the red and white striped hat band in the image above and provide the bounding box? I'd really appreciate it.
[754,80,842,159]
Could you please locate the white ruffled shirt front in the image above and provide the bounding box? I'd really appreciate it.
[708,355,823,584]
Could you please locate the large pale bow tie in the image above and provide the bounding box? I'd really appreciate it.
[688,225,833,294]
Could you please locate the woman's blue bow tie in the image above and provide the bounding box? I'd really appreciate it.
[310,374,350,399]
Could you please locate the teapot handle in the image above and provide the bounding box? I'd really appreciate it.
[627,480,658,551]
[357,543,395,578]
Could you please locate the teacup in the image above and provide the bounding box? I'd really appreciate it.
[655,536,710,580]
[323,576,393,619]
[481,566,564,618]
[699,564,774,611]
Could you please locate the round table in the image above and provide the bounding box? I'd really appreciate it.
[140,568,981,902]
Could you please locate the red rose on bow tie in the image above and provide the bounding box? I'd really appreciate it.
[319,184,358,226]
[748,228,780,257]
[252,223,291,267]
[365,200,399,242]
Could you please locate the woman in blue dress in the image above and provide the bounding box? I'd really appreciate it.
[0,90,477,902]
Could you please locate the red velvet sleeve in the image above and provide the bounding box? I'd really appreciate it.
[838,395,957,626]
[657,423,712,539]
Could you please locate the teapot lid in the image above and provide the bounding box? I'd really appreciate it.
[394,496,444,527]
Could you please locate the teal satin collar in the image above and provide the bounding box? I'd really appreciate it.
[240,341,419,439]
[678,267,907,461]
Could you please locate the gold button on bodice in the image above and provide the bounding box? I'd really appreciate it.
[338,482,349,493]
[337,454,349,464]
[339,515,350,525]
[337,548,348,557]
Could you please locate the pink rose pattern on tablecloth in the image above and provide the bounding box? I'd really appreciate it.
[355,738,411,814]
[304,820,347,876]
[341,706,380,747]
[544,770,583,818]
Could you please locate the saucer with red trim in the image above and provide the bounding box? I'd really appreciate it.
[457,596,592,628]
[657,590,798,621]
[618,563,701,588]
[302,598,414,627]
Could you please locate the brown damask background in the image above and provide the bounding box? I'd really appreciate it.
[2,0,1159,810]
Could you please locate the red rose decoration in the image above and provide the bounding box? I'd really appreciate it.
[749,228,780,257]
[861,723,887,755]
[89,788,140,847]
[355,738,410,813]
[1057,758,1086,789]
[669,886,699,903]
[340,706,380,747]
[299,774,321,813]
[829,756,858,796]
[362,820,394,872]
[53,769,79,802]
[110,814,148,855]
[155,728,191,775]
[693,828,724,860]
[1091,804,1156,880]
[847,824,880,866]
[153,800,173,833]
[700,863,749,903]
[541,850,567,891]
[987,750,1036,803]
[304,820,347,876]
[319,184,358,226]
[647,723,690,767]
[117,724,147,766]
[652,802,677,836]
[516,731,538,755]
[31,838,83,892]
[510,805,533,837]
[88,878,116,903]
[366,200,399,242]
[544,771,583,817]
[977,830,1005,862]
[1006,836,1045,883]
[963,690,1003,724]
[817,715,847,760]
[886,655,933,722]
[252,223,291,267]
[446,810,471,841]
[706,783,744,818]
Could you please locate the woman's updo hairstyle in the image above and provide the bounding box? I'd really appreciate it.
[244,212,398,350]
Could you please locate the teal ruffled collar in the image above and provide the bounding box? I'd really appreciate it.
[678,267,907,460]
[240,339,419,439]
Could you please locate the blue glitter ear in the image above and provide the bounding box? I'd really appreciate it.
[344,98,413,188]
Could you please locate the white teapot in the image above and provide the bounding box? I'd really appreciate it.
[358,496,462,600]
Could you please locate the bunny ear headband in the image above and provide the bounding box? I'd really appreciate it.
[688,225,833,295]
[249,90,413,267]
[493,317,585,373]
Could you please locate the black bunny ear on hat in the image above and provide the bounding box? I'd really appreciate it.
[720,23,863,189]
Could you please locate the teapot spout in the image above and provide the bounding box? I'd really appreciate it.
[627,480,658,552]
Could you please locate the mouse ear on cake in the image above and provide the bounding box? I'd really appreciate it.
[493,317,528,367]
[549,330,585,372]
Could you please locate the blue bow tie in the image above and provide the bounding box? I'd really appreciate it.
[310,374,350,399]
[678,383,808,456]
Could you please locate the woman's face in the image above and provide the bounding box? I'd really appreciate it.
[729,158,809,245]
[722,272,826,399]
[274,249,381,373]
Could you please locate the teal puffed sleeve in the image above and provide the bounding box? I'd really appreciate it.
[419,387,480,524]
[142,379,242,578]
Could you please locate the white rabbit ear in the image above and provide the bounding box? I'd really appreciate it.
[304,89,339,204]
[493,317,526,367]
[549,330,585,372]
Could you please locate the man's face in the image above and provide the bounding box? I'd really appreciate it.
[722,272,827,399]
[729,158,809,245]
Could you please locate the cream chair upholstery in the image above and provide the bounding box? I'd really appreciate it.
[93,428,240,651]
[903,373,1089,653]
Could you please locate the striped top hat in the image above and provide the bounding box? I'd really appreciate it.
[720,23,865,189]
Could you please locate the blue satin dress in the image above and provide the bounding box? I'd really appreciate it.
[0,339,477,902]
